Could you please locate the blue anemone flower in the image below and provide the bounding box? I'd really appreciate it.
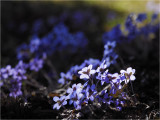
[29,58,43,72]
[103,41,116,56]
[0,65,14,79]
[136,13,147,22]
[53,96,67,110]
[29,38,41,53]
[103,24,123,43]
[58,72,72,85]
[85,84,97,101]
[67,83,83,96]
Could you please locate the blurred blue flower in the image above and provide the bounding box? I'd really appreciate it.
[83,58,101,68]
[103,41,116,56]
[0,65,14,79]
[29,37,41,53]
[136,13,147,22]
[12,68,27,81]
[72,11,85,25]
[9,79,22,98]
[16,43,30,60]
[29,58,43,72]
[58,72,72,85]
[152,13,158,21]
[15,60,28,70]
[103,52,118,66]
[32,19,45,34]
[47,16,57,25]
[0,60,28,98]
[103,25,123,43]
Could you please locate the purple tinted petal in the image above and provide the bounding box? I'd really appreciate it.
[69,100,73,105]
[76,105,81,110]
[58,78,65,84]
[56,105,61,110]
[62,100,67,105]
[60,96,66,101]
[90,95,94,101]
[101,81,105,85]
[53,103,58,109]
[91,84,95,90]
[67,88,73,94]
[53,96,59,102]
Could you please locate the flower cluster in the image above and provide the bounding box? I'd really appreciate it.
[57,37,118,86]
[53,60,136,110]
[53,31,135,110]
[1,23,88,98]
[58,58,101,85]
[1,12,159,114]
[0,61,27,98]
[103,13,159,43]
[54,13,159,111]
[102,41,118,67]
[17,23,88,60]
[67,83,84,109]
[0,59,44,98]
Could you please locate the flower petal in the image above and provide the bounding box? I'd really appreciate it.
[130,75,135,81]
[53,96,59,102]
[82,67,88,72]
[60,96,66,101]
[90,70,96,75]
[88,64,93,70]
[90,95,94,101]
[62,100,67,105]
[53,103,59,109]
[57,105,61,110]
[67,88,73,94]
[78,70,83,74]
[69,100,73,105]
[120,70,126,74]
[80,74,89,79]
[127,67,132,73]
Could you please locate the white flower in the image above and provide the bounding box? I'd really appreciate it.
[67,83,82,95]
[120,67,136,84]
[111,73,120,83]
[78,64,96,79]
